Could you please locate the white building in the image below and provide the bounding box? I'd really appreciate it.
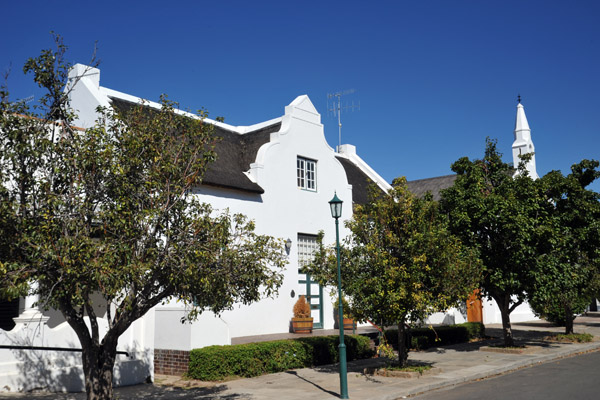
[0,63,391,390]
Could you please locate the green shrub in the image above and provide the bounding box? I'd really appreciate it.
[555,333,593,343]
[462,321,485,338]
[188,334,374,381]
[529,295,589,327]
[187,340,309,381]
[384,322,484,350]
[411,335,430,350]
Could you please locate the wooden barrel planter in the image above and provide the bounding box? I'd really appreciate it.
[291,317,313,333]
[335,316,356,331]
[343,318,356,331]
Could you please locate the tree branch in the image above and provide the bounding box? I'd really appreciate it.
[85,301,99,345]
[508,298,524,313]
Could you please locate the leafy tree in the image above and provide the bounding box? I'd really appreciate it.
[306,179,480,366]
[440,138,541,346]
[529,291,591,328]
[0,40,286,400]
[530,160,600,334]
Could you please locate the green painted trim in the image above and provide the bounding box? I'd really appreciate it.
[299,272,324,329]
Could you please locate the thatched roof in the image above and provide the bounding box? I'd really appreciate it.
[406,174,456,201]
[335,156,386,205]
[109,97,279,194]
[203,124,279,193]
[108,97,386,199]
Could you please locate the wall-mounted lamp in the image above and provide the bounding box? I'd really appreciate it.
[285,238,292,253]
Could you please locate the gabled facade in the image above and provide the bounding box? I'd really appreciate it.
[70,63,391,373]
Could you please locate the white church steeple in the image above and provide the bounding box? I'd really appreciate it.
[512,96,538,179]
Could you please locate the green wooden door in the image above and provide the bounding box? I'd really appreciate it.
[298,234,324,329]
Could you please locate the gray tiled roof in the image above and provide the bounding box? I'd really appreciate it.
[406,174,456,201]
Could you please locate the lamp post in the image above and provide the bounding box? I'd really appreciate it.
[329,192,348,399]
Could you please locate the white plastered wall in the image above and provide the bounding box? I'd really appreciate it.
[0,310,154,392]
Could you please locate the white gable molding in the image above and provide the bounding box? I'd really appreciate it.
[338,144,392,193]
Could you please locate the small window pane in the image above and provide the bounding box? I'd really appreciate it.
[298,234,318,268]
[297,157,316,191]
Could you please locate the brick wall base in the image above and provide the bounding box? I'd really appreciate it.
[154,349,190,376]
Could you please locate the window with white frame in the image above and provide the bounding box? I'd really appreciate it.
[297,234,319,269]
[297,157,316,191]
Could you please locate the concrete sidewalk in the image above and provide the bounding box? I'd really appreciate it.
[150,314,600,400]
[2,314,600,399]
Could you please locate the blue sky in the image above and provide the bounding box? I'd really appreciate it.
[2,1,599,192]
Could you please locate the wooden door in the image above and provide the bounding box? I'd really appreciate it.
[467,289,483,323]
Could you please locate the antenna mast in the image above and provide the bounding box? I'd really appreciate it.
[15,95,34,104]
[327,89,359,152]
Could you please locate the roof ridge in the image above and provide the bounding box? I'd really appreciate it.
[407,174,457,182]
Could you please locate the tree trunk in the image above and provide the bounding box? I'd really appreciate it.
[495,294,515,347]
[81,343,117,400]
[397,322,409,367]
[59,303,120,400]
[564,304,574,335]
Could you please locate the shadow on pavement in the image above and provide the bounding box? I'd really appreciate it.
[284,371,339,397]
[415,327,565,355]
[0,384,248,400]
[118,384,233,399]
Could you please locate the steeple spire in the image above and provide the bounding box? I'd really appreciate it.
[515,102,530,133]
[511,98,538,179]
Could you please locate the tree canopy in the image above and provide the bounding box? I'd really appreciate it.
[530,160,600,333]
[440,138,541,346]
[0,39,286,400]
[441,138,600,342]
[306,179,480,366]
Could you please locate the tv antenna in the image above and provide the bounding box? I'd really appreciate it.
[327,89,359,152]
[16,95,34,104]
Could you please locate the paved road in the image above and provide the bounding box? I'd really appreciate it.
[413,350,600,400]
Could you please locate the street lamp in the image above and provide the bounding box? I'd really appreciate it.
[329,192,348,399]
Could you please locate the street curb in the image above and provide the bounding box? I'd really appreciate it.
[389,341,600,399]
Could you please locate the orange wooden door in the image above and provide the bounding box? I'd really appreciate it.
[467,289,483,323]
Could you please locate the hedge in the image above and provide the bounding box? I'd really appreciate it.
[384,322,485,350]
[188,334,374,381]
